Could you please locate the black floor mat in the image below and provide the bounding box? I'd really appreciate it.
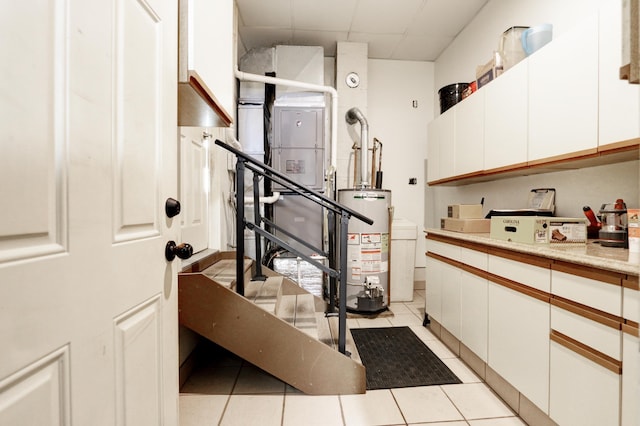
[351,326,461,390]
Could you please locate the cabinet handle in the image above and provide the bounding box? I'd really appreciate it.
[550,329,621,374]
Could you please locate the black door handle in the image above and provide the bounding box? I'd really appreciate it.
[165,198,181,218]
[165,241,193,261]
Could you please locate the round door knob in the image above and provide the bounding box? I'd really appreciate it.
[165,198,181,218]
[165,241,193,261]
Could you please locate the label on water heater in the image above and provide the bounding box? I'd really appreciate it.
[347,232,389,278]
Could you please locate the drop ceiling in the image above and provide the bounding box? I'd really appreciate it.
[236,0,489,61]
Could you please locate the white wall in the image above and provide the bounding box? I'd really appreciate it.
[368,59,434,269]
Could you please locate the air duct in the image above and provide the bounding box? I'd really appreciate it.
[345,107,369,188]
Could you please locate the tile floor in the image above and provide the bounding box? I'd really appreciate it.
[179,289,526,426]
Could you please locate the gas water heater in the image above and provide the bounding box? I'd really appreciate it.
[340,107,391,313]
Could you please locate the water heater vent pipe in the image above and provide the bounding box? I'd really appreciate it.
[345,107,369,188]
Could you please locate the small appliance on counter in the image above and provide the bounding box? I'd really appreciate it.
[485,188,555,218]
[598,199,628,248]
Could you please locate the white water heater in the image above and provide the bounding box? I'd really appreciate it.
[338,188,391,312]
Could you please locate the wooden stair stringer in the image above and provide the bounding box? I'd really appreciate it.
[178,272,366,395]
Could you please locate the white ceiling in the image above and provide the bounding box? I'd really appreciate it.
[236,0,489,61]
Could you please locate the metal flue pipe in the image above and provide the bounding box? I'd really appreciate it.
[345,107,369,188]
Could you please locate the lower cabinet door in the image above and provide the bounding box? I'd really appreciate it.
[425,256,443,323]
[488,283,550,412]
[549,337,621,426]
[460,271,488,362]
[621,331,638,426]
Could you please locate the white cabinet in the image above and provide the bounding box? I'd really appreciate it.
[454,90,484,176]
[440,261,461,339]
[549,337,620,426]
[427,108,455,181]
[425,237,462,336]
[488,282,550,413]
[484,60,528,171]
[549,304,621,426]
[527,14,599,162]
[622,330,639,426]
[425,255,443,323]
[460,270,488,361]
[598,0,640,146]
[178,0,234,127]
[622,283,639,426]
[549,264,624,426]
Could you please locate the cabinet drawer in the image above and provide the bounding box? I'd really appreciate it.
[488,254,550,293]
[460,246,487,271]
[426,238,461,261]
[551,305,621,361]
[551,269,621,316]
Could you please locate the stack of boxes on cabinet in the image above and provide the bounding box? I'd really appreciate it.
[441,204,490,233]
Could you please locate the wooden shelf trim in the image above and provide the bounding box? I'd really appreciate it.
[187,70,233,126]
[550,329,622,374]
[623,275,640,290]
[623,321,640,337]
[552,260,624,287]
[428,140,639,186]
[550,295,622,330]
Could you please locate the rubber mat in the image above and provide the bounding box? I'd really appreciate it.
[351,326,461,390]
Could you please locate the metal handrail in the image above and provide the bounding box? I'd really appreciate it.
[214,139,373,355]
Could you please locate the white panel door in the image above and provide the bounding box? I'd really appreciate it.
[180,127,209,253]
[0,1,179,425]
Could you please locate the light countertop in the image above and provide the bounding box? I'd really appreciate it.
[425,228,639,276]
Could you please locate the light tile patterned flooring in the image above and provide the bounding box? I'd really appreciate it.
[179,289,526,426]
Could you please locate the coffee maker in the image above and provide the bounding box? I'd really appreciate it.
[598,199,628,248]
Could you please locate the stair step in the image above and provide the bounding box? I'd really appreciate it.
[275,293,318,339]
[245,276,283,312]
[201,258,253,289]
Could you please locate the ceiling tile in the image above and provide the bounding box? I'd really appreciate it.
[350,0,424,34]
[236,0,292,27]
[239,26,294,51]
[348,33,403,59]
[408,0,488,37]
[391,34,454,61]
[293,0,358,31]
[293,30,349,56]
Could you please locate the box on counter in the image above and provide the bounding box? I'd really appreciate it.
[448,204,483,219]
[490,216,587,244]
[442,218,491,233]
[476,52,503,88]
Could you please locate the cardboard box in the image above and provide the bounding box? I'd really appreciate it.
[476,54,503,88]
[490,216,587,244]
[448,204,483,219]
[442,218,491,233]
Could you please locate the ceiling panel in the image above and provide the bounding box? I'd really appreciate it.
[350,0,424,34]
[236,0,489,61]
[292,0,358,31]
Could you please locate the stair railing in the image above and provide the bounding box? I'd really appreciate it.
[214,139,373,355]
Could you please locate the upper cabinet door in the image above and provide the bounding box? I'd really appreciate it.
[528,14,599,163]
[178,0,234,127]
[484,60,529,171]
[454,89,485,176]
[427,108,455,182]
[599,0,640,146]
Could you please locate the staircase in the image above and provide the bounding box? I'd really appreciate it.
[178,251,366,395]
